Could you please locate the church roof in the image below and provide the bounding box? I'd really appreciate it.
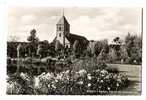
[57,16,69,25]
[51,33,89,48]
[66,33,88,45]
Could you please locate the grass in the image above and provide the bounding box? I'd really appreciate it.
[107,64,142,95]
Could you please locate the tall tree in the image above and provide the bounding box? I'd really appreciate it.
[27,29,39,57]
[94,39,109,57]
[94,41,102,57]
[27,29,39,43]
[125,33,142,64]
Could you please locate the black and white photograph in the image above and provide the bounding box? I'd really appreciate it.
[6,6,142,95]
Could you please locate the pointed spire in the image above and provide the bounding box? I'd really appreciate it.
[63,8,64,16]
[57,8,69,25]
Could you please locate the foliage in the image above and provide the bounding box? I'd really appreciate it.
[94,40,109,57]
[7,73,34,94]
[55,40,63,52]
[94,41,103,57]
[113,37,122,45]
[27,29,39,57]
[107,34,142,64]
[7,60,129,95]
[37,40,50,58]
[27,29,39,43]
[108,49,118,63]
[125,33,142,64]
[73,40,80,58]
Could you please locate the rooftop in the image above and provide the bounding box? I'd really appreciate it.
[57,16,69,25]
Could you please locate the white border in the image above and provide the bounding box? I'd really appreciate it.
[0,0,146,99]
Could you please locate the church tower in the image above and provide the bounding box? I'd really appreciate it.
[56,14,70,47]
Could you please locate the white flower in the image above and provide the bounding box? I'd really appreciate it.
[39,72,46,78]
[34,77,40,88]
[66,77,70,81]
[45,72,54,79]
[101,74,105,77]
[56,74,63,80]
[78,81,83,85]
[97,78,100,82]
[55,79,58,82]
[78,69,87,76]
[7,81,21,94]
[88,83,91,87]
[48,84,51,88]
[51,84,56,89]
[100,80,104,83]
[107,87,110,90]
[100,70,108,75]
[104,75,110,79]
[117,78,122,83]
[74,73,80,79]
[20,72,30,81]
[87,74,92,80]
[65,70,70,74]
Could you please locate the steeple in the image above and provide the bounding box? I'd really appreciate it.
[62,8,64,16]
[56,9,70,48]
[56,10,70,34]
[57,9,69,25]
[56,16,69,25]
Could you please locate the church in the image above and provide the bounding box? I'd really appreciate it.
[53,14,89,50]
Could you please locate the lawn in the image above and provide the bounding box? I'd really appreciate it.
[107,64,142,95]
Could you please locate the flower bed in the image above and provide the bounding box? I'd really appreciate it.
[7,67,129,95]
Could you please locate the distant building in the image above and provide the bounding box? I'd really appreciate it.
[7,14,89,58]
[54,15,88,49]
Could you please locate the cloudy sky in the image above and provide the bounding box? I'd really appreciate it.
[8,7,142,42]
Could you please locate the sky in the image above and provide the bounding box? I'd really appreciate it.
[8,7,142,42]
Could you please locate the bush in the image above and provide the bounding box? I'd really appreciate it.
[7,67,129,95]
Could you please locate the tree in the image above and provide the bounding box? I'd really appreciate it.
[110,37,122,61]
[94,41,102,57]
[125,33,142,64]
[73,40,80,57]
[17,44,23,58]
[108,49,117,62]
[119,45,128,63]
[27,29,39,43]
[73,40,79,53]
[93,39,109,57]
[113,37,121,44]
[37,40,50,58]
[102,42,109,54]
[125,33,135,57]
[86,46,92,57]
[36,44,43,58]
[27,29,39,57]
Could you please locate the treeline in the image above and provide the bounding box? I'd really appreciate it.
[86,33,142,64]
[7,29,142,65]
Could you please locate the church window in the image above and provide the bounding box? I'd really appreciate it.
[59,27,61,31]
[59,33,61,37]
